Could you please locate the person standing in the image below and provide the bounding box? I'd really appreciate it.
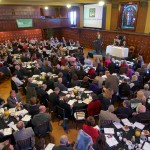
[95,32,102,54]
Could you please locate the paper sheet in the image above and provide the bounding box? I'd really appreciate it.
[3,128,12,136]
[47,89,53,95]
[143,142,150,150]
[0,108,4,114]
[45,143,55,150]
[105,135,118,147]
[68,99,77,106]
[17,109,28,116]
[21,115,31,121]
[121,118,132,126]
[83,98,92,104]
[9,108,16,114]
[113,122,123,129]
[104,128,115,134]
[134,122,145,130]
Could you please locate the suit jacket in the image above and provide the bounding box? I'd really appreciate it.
[119,83,130,95]
[105,75,119,93]
[31,112,52,134]
[49,92,60,111]
[54,82,67,91]
[27,82,38,90]
[116,107,133,118]
[99,110,120,126]
[130,111,150,123]
[7,94,22,108]
[13,127,35,149]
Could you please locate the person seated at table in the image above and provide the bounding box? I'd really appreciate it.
[140,84,150,99]
[88,67,96,79]
[59,96,72,119]
[127,65,134,79]
[61,37,67,47]
[43,75,54,91]
[130,91,146,110]
[27,78,38,90]
[24,97,40,116]
[92,134,110,150]
[52,135,73,150]
[14,65,24,80]
[2,144,14,150]
[33,63,41,75]
[49,87,60,112]
[137,64,147,76]
[108,58,116,74]
[31,105,52,135]
[113,35,121,46]
[54,77,67,92]
[130,74,139,92]
[116,100,133,118]
[7,90,23,108]
[0,94,5,108]
[81,76,90,89]
[84,55,93,66]
[13,121,35,150]
[104,53,111,68]
[99,105,120,127]
[36,84,49,107]
[11,73,26,93]
[69,54,76,66]
[82,116,99,143]
[130,105,150,123]
[70,74,80,87]
[120,60,128,69]
[96,61,105,75]
[76,41,83,53]
[89,80,99,94]
[87,94,102,116]
[119,78,130,96]
[76,66,86,80]
[61,56,67,66]
[99,88,114,111]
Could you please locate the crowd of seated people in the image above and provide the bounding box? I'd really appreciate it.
[0,36,150,150]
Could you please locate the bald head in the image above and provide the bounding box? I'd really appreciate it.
[108,105,114,113]
[39,105,46,113]
[28,78,33,83]
[16,121,25,130]
[60,135,68,145]
[137,105,146,113]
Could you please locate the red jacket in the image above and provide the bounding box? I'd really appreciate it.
[83,124,99,143]
[87,100,101,116]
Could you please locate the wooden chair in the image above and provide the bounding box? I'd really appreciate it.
[57,106,68,131]
[17,137,32,150]
[74,109,86,129]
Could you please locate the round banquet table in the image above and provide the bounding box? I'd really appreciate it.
[101,123,150,150]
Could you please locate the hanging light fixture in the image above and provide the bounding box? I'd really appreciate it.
[66,4,71,8]
[44,6,48,10]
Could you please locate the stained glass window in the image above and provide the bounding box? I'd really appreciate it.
[121,4,138,29]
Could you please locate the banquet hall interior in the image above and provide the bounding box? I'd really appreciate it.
[0,0,150,149]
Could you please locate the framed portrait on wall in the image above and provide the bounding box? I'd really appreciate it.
[118,2,138,30]
[89,8,95,17]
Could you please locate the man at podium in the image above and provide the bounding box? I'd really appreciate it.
[94,31,102,54]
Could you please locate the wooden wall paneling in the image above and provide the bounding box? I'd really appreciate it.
[55,28,150,63]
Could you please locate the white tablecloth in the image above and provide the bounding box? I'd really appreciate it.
[106,45,129,58]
